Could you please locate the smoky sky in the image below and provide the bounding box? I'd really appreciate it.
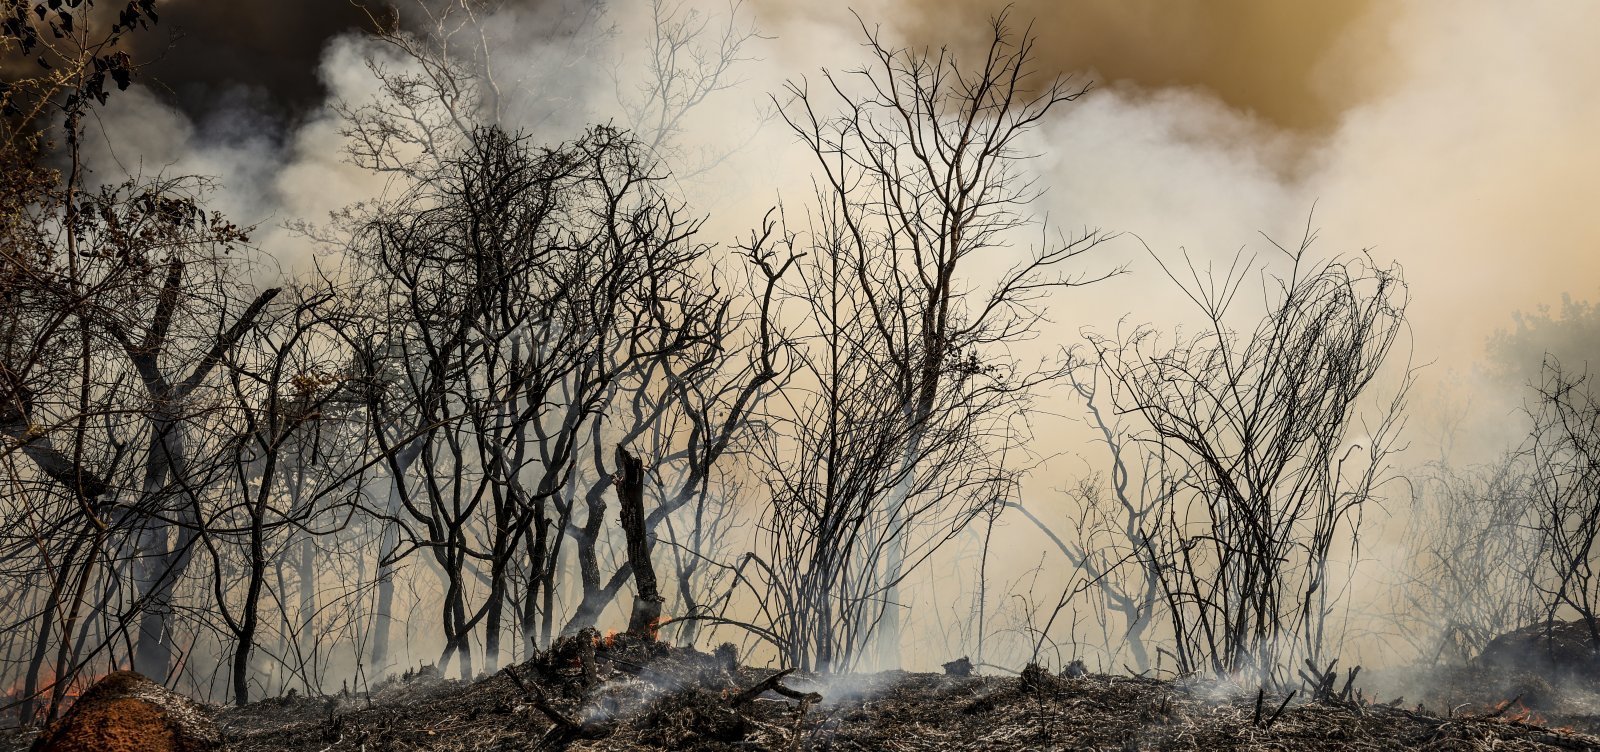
[140,0,1373,137]
[58,0,1600,670]
[90,0,1600,406]
[136,0,592,132]
[134,0,374,128]
[757,0,1379,134]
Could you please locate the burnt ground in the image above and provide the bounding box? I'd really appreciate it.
[10,636,1600,751]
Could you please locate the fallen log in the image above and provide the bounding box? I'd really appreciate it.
[728,669,821,706]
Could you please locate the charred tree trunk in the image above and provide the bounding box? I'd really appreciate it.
[617,447,663,638]
[370,441,420,674]
[233,500,268,707]
[132,523,197,685]
[483,517,514,674]
[521,506,549,654]
[562,472,611,636]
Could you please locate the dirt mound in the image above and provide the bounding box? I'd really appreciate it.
[1479,620,1600,677]
[31,671,218,752]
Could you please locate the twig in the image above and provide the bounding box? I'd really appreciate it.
[769,682,823,703]
[1254,688,1296,729]
[1264,690,1296,729]
[1338,665,1361,703]
[974,662,1021,675]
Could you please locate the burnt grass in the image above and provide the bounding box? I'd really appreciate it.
[27,635,1600,751]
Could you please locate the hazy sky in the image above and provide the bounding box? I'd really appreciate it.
[764,0,1380,133]
[141,1,1378,132]
[105,0,1600,455]
[74,0,1600,671]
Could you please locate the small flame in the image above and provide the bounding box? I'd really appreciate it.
[593,615,672,647]
[1487,697,1548,727]
[2,669,101,724]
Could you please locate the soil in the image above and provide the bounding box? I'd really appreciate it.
[29,671,219,752]
[8,638,1600,751]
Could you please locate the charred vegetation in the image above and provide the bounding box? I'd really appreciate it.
[2,2,1597,750]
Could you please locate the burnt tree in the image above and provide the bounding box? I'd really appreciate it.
[616,446,664,637]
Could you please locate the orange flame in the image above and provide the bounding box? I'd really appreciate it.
[1487,697,1549,727]
[593,615,672,647]
[2,669,101,724]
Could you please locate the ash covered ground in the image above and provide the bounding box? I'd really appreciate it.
[16,632,1599,752]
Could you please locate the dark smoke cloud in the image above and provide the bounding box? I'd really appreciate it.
[134,0,595,132]
[757,0,1379,133]
[135,0,374,127]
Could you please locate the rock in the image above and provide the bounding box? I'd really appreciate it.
[32,671,218,752]
[1477,619,1600,677]
[942,657,973,677]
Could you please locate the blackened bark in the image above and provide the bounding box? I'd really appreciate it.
[617,446,663,637]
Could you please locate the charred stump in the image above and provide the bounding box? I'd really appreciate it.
[943,657,974,677]
[617,446,664,639]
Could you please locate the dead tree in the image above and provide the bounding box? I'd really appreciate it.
[1528,358,1600,644]
[556,217,793,642]
[0,167,275,719]
[0,2,173,718]
[1007,370,1175,673]
[1395,454,1545,664]
[756,8,1116,670]
[617,0,766,176]
[201,285,365,706]
[615,447,663,637]
[339,0,770,667]
[1085,231,1411,683]
[349,123,728,676]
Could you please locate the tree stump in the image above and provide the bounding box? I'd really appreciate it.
[616,445,664,638]
[942,657,974,677]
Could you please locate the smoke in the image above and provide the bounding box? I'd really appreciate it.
[78,0,621,276]
[734,0,1600,670]
[740,0,1600,393]
[78,37,386,274]
[816,0,1600,462]
[136,0,375,120]
[67,0,1600,674]
[759,0,1380,134]
[77,0,1600,409]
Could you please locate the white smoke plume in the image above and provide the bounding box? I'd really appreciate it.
[72,0,1600,674]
